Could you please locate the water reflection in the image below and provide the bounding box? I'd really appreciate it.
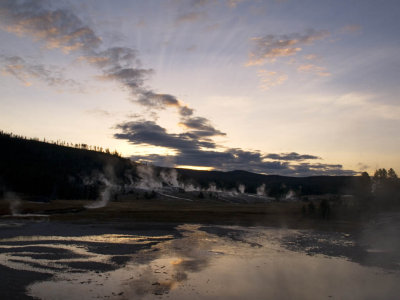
[0,222,399,299]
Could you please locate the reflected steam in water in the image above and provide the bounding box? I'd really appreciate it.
[0,221,399,299]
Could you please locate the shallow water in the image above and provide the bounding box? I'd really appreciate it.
[0,220,399,299]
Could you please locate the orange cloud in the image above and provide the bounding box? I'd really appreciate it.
[257,69,288,90]
[247,29,329,66]
[297,64,331,77]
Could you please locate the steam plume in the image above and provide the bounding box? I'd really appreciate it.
[84,165,119,209]
[5,192,21,215]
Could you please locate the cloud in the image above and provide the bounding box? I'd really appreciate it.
[192,0,215,7]
[297,63,331,77]
[185,45,197,52]
[204,23,220,32]
[81,47,154,93]
[130,152,355,176]
[257,69,288,90]
[0,55,83,90]
[340,24,362,34]
[136,20,146,28]
[130,149,290,174]
[288,163,356,176]
[247,29,330,66]
[175,11,206,24]
[264,152,320,161]
[304,54,318,60]
[179,106,194,117]
[226,0,245,8]
[179,117,226,137]
[115,120,355,176]
[114,120,217,151]
[137,91,180,109]
[82,48,198,117]
[333,93,400,120]
[0,0,101,53]
[0,1,205,120]
[85,108,113,117]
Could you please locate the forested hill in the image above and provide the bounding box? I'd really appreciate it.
[0,131,362,200]
[0,132,136,199]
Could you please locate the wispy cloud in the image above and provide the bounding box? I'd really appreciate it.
[340,24,362,34]
[192,0,216,7]
[80,47,154,94]
[204,23,220,32]
[85,108,113,117]
[333,93,400,120]
[185,45,197,52]
[175,11,206,24]
[0,1,101,53]
[226,0,245,8]
[257,69,288,90]
[297,63,331,77]
[247,29,330,66]
[304,54,318,60]
[0,55,83,90]
[264,152,320,161]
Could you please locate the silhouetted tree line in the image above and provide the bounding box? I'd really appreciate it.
[349,168,400,207]
[371,168,399,206]
[300,168,400,220]
[0,130,121,157]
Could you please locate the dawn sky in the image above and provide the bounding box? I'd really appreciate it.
[0,0,399,176]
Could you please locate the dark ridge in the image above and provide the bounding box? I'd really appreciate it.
[0,131,138,199]
[176,167,356,196]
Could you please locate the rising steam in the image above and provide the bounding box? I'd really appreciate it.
[84,165,120,209]
[5,192,21,215]
[84,163,274,208]
[256,184,266,196]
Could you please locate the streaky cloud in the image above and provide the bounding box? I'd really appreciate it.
[0,55,83,91]
[247,29,329,66]
[257,69,288,90]
[297,63,331,77]
[175,11,206,24]
[264,152,320,161]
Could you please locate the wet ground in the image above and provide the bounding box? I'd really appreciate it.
[0,214,400,299]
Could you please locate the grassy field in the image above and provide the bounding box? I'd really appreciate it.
[0,197,369,232]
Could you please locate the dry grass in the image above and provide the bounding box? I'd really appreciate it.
[0,197,366,232]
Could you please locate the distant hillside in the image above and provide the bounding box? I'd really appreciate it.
[0,131,362,200]
[176,169,356,196]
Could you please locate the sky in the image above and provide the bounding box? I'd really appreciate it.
[0,0,399,176]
